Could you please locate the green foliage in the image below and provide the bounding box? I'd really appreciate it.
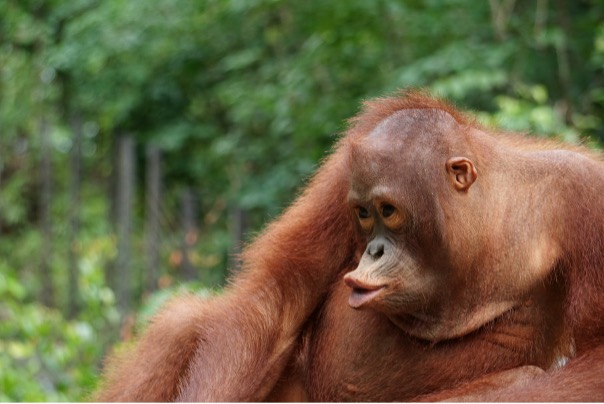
[0,257,118,401]
[1,0,603,400]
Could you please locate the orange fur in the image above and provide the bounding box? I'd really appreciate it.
[96,143,361,401]
[96,91,604,401]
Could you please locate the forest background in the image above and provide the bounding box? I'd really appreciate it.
[1,0,603,400]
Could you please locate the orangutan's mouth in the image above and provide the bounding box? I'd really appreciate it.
[348,286,385,308]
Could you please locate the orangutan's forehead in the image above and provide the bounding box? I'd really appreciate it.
[348,184,397,203]
[366,108,458,149]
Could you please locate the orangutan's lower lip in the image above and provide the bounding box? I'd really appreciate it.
[348,286,385,308]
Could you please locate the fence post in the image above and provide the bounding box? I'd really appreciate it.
[145,144,161,292]
[39,117,55,308]
[180,187,198,281]
[116,134,135,314]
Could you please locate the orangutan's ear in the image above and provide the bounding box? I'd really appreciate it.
[446,157,477,192]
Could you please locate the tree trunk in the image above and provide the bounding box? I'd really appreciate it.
[39,117,55,308]
[66,113,82,318]
[180,187,198,281]
[229,205,247,271]
[145,145,161,292]
[116,134,135,315]
[0,152,3,235]
[105,137,118,294]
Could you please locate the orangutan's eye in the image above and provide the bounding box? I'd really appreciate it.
[382,204,396,218]
[357,207,370,219]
